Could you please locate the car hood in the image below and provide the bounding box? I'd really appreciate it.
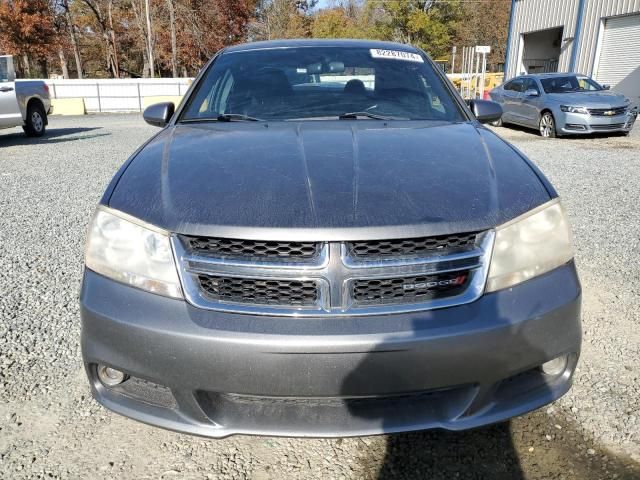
[547,90,629,108]
[107,121,551,240]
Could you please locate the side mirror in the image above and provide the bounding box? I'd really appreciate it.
[468,99,503,124]
[143,102,175,127]
[524,88,539,97]
[602,84,611,90]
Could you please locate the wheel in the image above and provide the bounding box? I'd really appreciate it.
[539,112,556,138]
[490,116,503,127]
[23,102,47,137]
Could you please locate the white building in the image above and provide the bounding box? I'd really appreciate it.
[504,0,640,105]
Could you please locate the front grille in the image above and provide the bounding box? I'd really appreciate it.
[588,106,627,117]
[198,275,319,307]
[174,230,493,315]
[347,232,478,259]
[184,236,320,260]
[590,123,626,131]
[352,271,470,305]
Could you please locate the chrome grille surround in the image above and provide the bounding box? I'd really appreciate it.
[587,106,628,117]
[172,231,495,317]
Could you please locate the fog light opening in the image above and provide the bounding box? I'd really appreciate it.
[97,364,128,387]
[540,355,569,376]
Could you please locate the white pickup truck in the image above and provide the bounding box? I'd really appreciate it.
[0,55,51,137]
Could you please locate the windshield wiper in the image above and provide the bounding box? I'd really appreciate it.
[338,111,400,120]
[217,113,263,122]
[181,113,263,123]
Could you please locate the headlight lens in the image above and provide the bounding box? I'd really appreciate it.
[486,200,573,292]
[560,105,588,114]
[85,207,183,298]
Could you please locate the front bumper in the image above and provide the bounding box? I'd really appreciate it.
[81,262,582,438]
[557,109,636,134]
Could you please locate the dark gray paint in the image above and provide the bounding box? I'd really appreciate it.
[107,121,551,240]
[81,263,581,437]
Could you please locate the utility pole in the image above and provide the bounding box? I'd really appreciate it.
[145,0,155,78]
[451,46,456,74]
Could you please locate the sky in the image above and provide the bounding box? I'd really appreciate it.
[314,0,333,10]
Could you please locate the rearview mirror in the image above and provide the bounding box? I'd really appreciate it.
[143,102,175,127]
[468,99,503,124]
[524,89,539,97]
[602,84,611,90]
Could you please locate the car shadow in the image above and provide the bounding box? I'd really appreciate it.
[0,127,107,146]
[375,423,523,479]
[341,289,568,479]
[498,122,631,140]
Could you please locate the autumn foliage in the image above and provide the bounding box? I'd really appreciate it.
[0,0,511,79]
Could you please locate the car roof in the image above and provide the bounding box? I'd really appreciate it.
[519,72,586,79]
[224,39,421,54]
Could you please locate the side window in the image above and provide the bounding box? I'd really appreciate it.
[505,79,524,92]
[525,79,540,93]
[0,57,8,82]
[578,78,599,91]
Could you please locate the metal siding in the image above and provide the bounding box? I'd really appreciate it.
[576,0,640,74]
[595,14,640,85]
[506,0,580,78]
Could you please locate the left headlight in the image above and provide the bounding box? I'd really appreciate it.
[560,105,588,114]
[85,206,183,299]
[486,200,574,293]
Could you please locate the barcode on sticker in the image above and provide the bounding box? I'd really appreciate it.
[370,49,424,63]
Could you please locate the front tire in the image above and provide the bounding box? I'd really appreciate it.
[23,103,47,137]
[539,112,556,138]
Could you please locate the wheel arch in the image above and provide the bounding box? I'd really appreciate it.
[25,96,48,125]
[539,108,554,121]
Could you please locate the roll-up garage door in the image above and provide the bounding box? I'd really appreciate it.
[595,14,640,105]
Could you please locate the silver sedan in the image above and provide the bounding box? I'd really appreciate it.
[490,73,637,138]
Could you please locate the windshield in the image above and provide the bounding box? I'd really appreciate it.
[540,75,603,93]
[180,46,465,122]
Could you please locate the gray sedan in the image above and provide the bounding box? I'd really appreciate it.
[490,73,637,138]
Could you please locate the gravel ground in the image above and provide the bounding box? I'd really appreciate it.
[0,115,638,479]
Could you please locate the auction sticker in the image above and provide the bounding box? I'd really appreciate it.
[370,49,424,63]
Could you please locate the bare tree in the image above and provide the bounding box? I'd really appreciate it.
[166,0,178,77]
[130,0,152,77]
[79,0,120,77]
[58,48,70,78]
[145,0,155,77]
[63,1,84,78]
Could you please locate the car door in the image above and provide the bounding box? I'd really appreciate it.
[519,78,543,127]
[0,80,22,129]
[500,78,524,123]
[0,56,22,129]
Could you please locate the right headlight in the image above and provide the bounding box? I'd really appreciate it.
[560,105,589,114]
[486,199,574,292]
[85,206,183,299]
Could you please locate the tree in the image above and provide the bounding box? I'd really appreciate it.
[312,8,353,38]
[373,0,463,59]
[251,0,316,40]
[0,0,60,77]
[60,0,84,78]
[455,0,511,70]
[165,0,178,77]
[77,0,121,77]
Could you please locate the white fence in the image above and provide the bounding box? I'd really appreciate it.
[42,78,193,113]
